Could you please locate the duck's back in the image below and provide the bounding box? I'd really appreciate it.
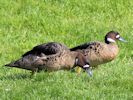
[71,41,119,66]
[22,42,68,57]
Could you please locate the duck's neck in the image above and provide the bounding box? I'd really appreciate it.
[71,51,84,67]
[107,43,119,57]
[106,42,117,45]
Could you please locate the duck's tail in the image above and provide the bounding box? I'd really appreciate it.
[4,55,39,70]
[4,59,33,71]
[5,61,19,67]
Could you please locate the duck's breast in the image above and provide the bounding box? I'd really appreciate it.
[84,43,119,66]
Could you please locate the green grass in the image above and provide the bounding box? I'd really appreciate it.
[0,0,133,99]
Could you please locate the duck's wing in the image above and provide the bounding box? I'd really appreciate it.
[70,42,98,51]
[22,42,69,57]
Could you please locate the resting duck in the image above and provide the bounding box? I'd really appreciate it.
[70,31,126,73]
[5,42,92,76]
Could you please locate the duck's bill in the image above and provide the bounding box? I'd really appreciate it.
[83,64,92,77]
[119,37,127,42]
[85,68,93,77]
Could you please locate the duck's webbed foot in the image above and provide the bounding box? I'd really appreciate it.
[75,67,82,75]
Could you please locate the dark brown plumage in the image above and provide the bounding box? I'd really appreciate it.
[22,42,68,57]
[5,42,92,76]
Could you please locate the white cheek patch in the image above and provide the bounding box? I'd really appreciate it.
[107,38,116,43]
[83,64,90,68]
[75,58,78,64]
[116,35,120,39]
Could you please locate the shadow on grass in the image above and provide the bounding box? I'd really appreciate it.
[0,73,31,80]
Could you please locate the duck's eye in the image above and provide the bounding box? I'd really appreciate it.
[116,35,120,39]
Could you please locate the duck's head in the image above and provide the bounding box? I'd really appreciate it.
[75,52,92,77]
[105,31,127,44]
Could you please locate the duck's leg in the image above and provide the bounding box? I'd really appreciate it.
[75,67,82,75]
[30,68,38,77]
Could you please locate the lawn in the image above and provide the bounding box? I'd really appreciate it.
[0,0,133,99]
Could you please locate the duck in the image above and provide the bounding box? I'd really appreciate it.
[70,31,127,73]
[5,42,92,76]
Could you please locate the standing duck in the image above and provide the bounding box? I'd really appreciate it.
[5,42,92,76]
[70,31,126,73]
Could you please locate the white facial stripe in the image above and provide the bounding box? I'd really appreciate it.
[107,38,116,43]
[116,35,120,38]
[83,64,90,68]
